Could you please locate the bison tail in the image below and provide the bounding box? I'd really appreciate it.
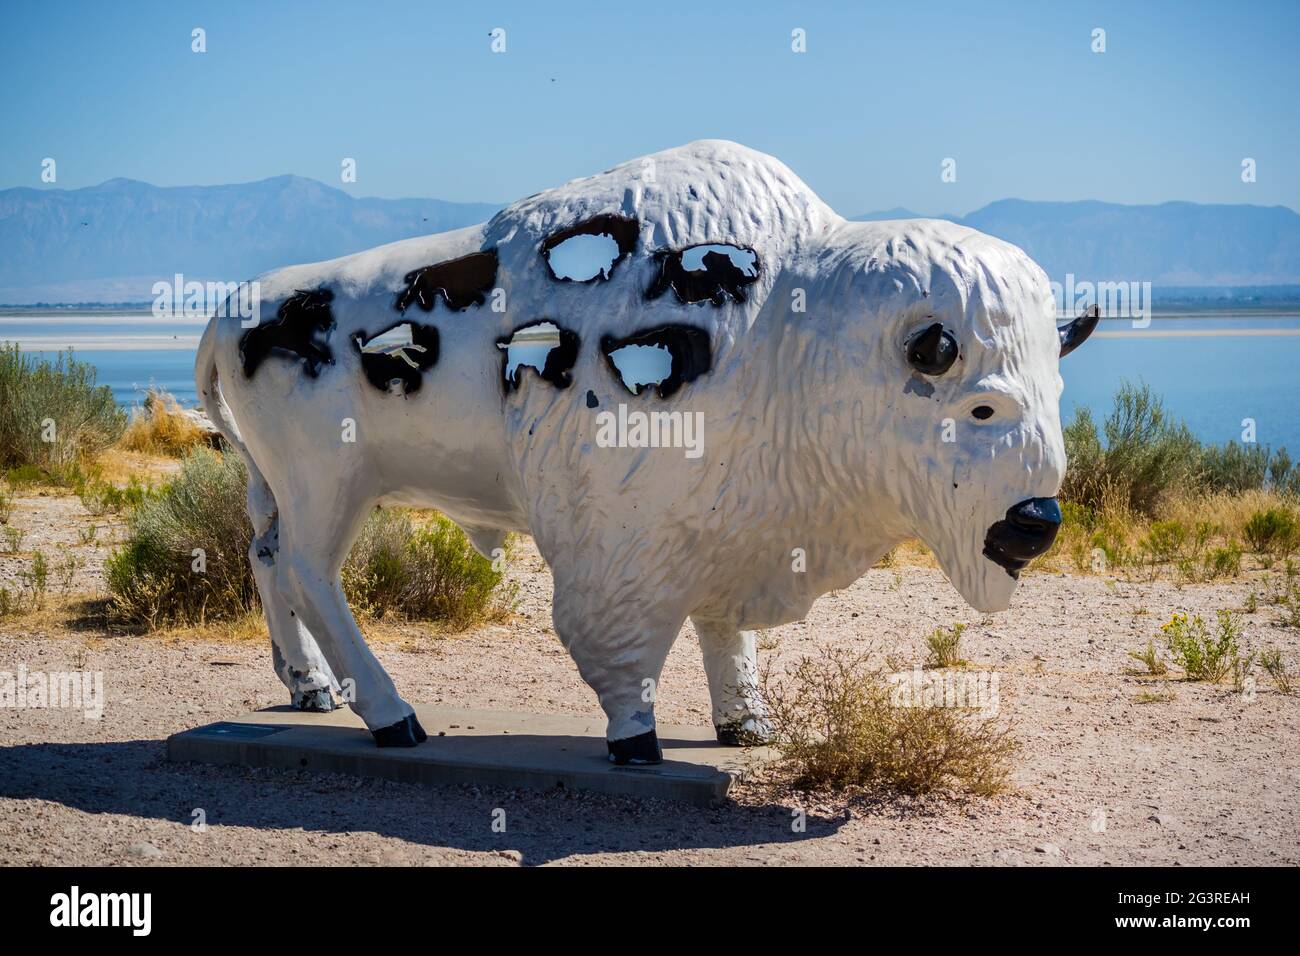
[194,315,248,458]
[194,316,279,523]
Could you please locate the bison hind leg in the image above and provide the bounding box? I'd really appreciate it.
[270,641,337,712]
[692,617,773,746]
[248,476,339,712]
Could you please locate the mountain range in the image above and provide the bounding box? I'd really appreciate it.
[2,176,1298,303]
[853,200,1300,287]
[0,176,499,304]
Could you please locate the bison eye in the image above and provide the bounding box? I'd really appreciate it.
[905,322,959,375]
[971,405,994,421]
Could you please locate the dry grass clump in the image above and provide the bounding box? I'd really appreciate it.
[1041,485,1297,582]
[1126,639,1169,676]
[118,390,209,456]
[760,647,1018,798]
[1260,647,1295,695]
[924,622,967,668]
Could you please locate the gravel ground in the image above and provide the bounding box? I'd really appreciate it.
[1,492,1297,866]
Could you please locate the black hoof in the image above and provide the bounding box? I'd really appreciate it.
[372,713,428,748]
[607,729,662,765]
[293,688,336,713]
[715,720,772,747]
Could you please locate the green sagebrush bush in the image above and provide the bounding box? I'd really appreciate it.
[106,447,515,630]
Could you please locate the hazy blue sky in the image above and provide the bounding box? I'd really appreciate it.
[3,0,1297,215]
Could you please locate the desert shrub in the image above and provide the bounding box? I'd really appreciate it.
[759,647,1017,797]
[0,345,126,478]
[1,526,24,553]
[1161,611,1243,683]
[923,622,966,668]
[1061,382,1300,518]
[118,390,208,456]
[1059,500,1097,532]
[1062,383,1202,516]
[1260,648,1294,695]
[1139,520,1188,564]
[106,448,514,630]
[104,447,255,629]
[1202,541,1242,579]
[0,481,12,524]
[1059,407,1107,507]
[1243,507,1299,558]
[0,586,22,620]
[76,475,151,516]
[1269,448,1293,491]
[343,508,515,628]
[1200,442,1273,495]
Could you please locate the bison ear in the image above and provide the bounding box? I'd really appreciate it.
[1059,304,1100,358]
[905,322,959,375]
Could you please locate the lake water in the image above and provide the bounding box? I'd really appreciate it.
[3,311,1298,452]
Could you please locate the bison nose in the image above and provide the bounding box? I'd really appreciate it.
[982,497,1062,579]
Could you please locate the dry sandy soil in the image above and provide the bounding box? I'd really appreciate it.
[1,489,1298,866]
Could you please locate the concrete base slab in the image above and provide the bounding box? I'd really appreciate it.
[166,705,772,806]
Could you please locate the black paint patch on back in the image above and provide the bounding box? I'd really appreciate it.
[600,324,712,399]
[351,321,440,395]
[644,244,760,306]
[586,389,599,408]
[395,250,498,314]
[240,288,335,379]
[540,213,639,283]
[496,320,580,393]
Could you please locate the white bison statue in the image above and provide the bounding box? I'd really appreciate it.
[196,140,1096,763]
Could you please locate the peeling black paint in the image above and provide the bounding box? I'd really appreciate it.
[645,244,760,306]
[351,322,440,395]
[541,213,639,282]
[903,375,935,398]
[240,288,335,379]
[496,320,580,392]
[395,250,498,314]
[600,324,712,399]
[608,729,662,765]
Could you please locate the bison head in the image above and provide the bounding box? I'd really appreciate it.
[828,219,1096,612]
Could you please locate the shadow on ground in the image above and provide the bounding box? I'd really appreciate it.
[0,738,850,864]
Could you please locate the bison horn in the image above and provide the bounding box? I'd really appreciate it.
[1058,305,1100,358]
[906,322,959,375]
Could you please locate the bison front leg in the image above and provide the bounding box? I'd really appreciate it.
[273,491,424,747]
[692,617,772,746]
[551,586,684,766]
